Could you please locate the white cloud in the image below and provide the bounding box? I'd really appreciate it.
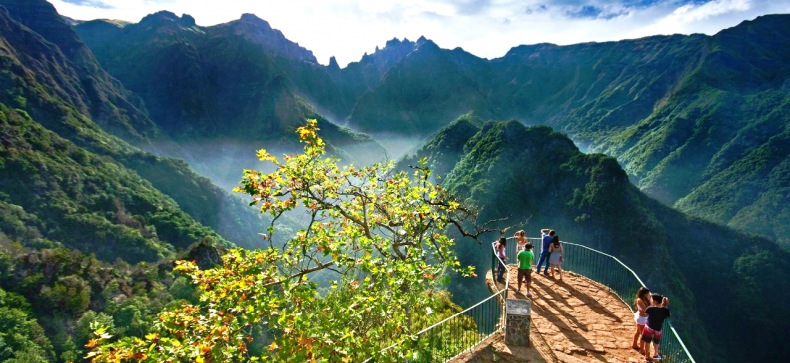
[50,0,790,67]
[670,0,752,22]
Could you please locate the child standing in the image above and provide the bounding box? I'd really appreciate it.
[642,294,671,362]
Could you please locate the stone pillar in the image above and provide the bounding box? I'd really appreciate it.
[505,298,531,346]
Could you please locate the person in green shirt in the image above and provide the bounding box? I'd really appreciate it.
[517,243,535,297]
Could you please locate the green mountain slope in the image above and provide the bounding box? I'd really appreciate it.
[73,12,378,146]
[401,118,790,363]
[347,37,495,135]
[344,16,790,243]
[0,2,272,252]
[74,11,385,187]
[0,0,158,143]
[0,102,223,262]
[0,4,278,360]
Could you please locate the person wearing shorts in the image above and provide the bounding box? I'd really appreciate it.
[642,294,671,361]
[632,287,651,353]
[516,243,535,297]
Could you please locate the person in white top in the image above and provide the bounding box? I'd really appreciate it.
[496,237,507,283]
[514,230,527,251]
[632,287,651,354]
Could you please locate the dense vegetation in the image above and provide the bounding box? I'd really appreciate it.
[0,106,223,261]
[0,239,223,362]
[1,3,271,360]
[88,121,485,362]
[0,0,157,144]
[0,1,269,256]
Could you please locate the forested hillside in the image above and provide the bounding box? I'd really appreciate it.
[0,0,157,144]
[0,2,267,360]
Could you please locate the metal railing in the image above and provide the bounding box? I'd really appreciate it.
[372,236,696,363]
[367,243,509,362]
[404,288,506,362]
[403,241,510,362]
[551,239,697,363]
[492,236,695,362]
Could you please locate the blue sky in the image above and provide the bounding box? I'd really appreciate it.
[51,0,790,67]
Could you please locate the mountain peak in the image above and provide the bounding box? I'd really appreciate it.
[218,13,317,63]
[351,37,417,70]
[140,11,195,27]
[385,37,415,48]
[180,13,196,27]
[0,0,92,62]
[416,35,431,44]
[415,36,439,51]
[239,13,272,28]
[140,10,178,23]
[328,56,340,70]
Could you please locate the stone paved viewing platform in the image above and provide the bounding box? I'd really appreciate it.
[453,267,644,363]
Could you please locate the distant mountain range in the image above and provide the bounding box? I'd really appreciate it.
[75,11,789,244]
[0,0,788,362]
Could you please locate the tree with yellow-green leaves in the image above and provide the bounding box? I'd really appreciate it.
[87,119,491,362]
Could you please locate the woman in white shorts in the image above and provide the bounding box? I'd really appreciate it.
[632,287,651,353]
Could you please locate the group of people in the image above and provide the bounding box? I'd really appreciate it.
[496,230,672,362]
[632,287,672,362]
[494,228,564,298]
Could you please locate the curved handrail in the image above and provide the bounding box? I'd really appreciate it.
[558,240,696,363]
[368,236,696,363]
[496,236,695,363]
[563,241,646,283]
[364,242,509,362]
